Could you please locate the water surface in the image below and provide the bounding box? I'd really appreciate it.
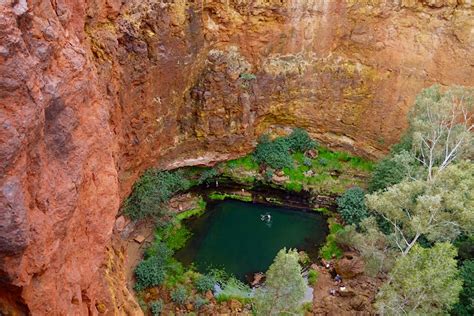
[175,199,328,281]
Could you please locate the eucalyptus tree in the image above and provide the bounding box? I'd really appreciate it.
[409,85,473,180]
[366,161,474,255]
[375,243,462,315]
[254,248,306,315]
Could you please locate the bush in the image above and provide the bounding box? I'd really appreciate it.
[375,243,462,315]
[216,277,252,303]
[368,152,415,193]
[198,168,218,184]
[337,187,368,227]
[321,222,344,260]
[194,274,216,293]
[451,260,474,316]
[194,296,209,310]
[254,249,306,314]
[136,241,175,291]
[134,257,166,291]
[145,240,173,258]
[318,158,328,166]
[124,169,191,220]
[286,128,317,153]
[150,300,163,316]
[254,135,293,170]
[240,73,256,80]
[308,269,319,286]
[303,157,313,167]
[171,286,188,306]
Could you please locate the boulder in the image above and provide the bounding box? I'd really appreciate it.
[133,235,145,244]
[335,253,365,279]
[229,299,243,312]
[306,149,319,159]
[272,174,289,184]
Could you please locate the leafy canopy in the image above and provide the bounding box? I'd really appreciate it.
[451,260,474,316]
[124,169,191,220]
[254,248,306,315]
[134,241,174,291]
[337,187,369,226]
[368,151,418,192]
[366,161,474,255]
[375,243,462,315]
[254,128,317,170]
[286,128,318,153]
[194,274,216,293]
[253,135,293,170]
[336,217,396,277]
[408,85,473,180]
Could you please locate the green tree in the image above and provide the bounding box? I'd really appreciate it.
[254,135,293,170]
[366,161,474,255]
[451,260,474,316]
[134,256,166,291]
[337,187,369,226]
[369,151,418,192]
[336,218,396,277]
[408,85,473,181]
[286,128,317,153]
[124,169,191,220]
[150,299,163,316]
[375,243,462,315]
[254,248,306,315]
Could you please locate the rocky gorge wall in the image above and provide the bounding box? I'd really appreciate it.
[0,0,473,314]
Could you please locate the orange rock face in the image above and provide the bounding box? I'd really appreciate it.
[0,0,473,314]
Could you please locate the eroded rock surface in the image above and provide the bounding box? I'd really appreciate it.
[0,0,473,314]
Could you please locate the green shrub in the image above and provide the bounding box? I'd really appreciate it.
[137,297,148,312]
[390,133,413,155]
[216,277,252,303]
[124,169,191,220]
[337,187,368,227]
[171,286,188,306]
[150,299,163,316]
[162,225,192,251]
[198,168,218,184]
[303,157,313,167]
[254,135,293,170]
[318,158,328,166]
[240,73,256,80]
[226,155,259,170]
[451,260,474,316]
[286,128,317,153]
[134,256,166,291]
[194,296,209,310]
[321,222,344,260]
[308,269,319,286]
[145,240,173,259]
[368,155,411,192]
[284,181,303,192]
[194,274,216,293]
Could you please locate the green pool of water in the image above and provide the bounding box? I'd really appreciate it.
[175,199,329,281]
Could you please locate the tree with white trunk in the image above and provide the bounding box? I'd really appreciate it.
[366,85,474,256]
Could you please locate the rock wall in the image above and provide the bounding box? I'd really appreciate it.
[0,0,472,314]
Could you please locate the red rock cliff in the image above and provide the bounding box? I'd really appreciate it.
[0,0,473,314]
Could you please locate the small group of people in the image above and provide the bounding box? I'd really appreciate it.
[329,274,347,296]
[321,259,347,297]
